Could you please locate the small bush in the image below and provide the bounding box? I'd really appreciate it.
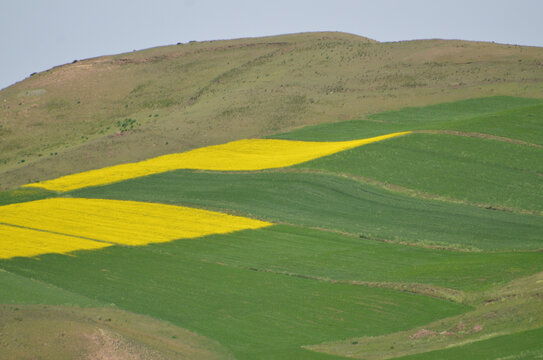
[116,118,139,132]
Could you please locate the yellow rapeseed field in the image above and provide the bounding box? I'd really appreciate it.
[24,132,411,191]
[0,198,272,259]
[0,224,110,259]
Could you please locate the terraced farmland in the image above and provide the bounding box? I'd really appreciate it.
[23,132,408,192]
[1,96,543,359]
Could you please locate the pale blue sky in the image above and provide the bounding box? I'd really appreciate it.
[1,0,542,90]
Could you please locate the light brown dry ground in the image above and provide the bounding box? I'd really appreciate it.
[0,305,233,360]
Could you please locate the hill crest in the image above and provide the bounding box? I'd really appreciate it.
[1,31,542,190]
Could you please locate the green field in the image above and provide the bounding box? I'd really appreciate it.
[271,96,543,213]
[0,236,468,360]
[297,133,543,213]
[394,327,543,360]
[0,269,104,306]
[70,170,543,251]
[271,96,543,141]
[0,187,57,206]
[1,33,543,359]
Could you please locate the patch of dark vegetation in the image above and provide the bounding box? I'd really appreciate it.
[0,187,58,206]
[116,118,139,133]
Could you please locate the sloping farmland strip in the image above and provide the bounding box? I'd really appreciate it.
[23,132,410,192]
[0,198,272,248]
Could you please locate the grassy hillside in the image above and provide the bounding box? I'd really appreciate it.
[0,231,469,360]
[309,271,543,359]
[2,97,543,357]
[0,33,542,359]
[393,326,543,360]
[272,96,543,140]
[297,134,543,213]
[1,32,543,190]
[271,97,543,213]
[70,170,543,251]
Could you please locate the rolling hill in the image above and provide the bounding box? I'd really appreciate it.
[0,32,542,359]
[1,31,543,190]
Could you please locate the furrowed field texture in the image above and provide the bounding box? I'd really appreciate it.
[0,233,469,360]
[72,170,543,251]
[23,132,409,192]
[276,96,543,213]
[1,96,542,359]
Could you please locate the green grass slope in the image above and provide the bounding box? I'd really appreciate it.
[308,271,543,359]
[0,234,469,360]
[129,225,541,292]
[2,33,543,190]
[0,269,104,306]
[435,103,543,145]
[271,96,543,140]
[297,133,543,213]
[0,187,57,206]
[70,170,543,250]
[394,327,543,360]
[1,37,543,359]
[270,97,543,213]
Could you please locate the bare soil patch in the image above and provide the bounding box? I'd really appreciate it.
[0,304,233,360]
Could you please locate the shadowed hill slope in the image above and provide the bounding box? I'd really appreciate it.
[1,32,543,189]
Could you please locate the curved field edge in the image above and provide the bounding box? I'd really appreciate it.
[0,238,470,360]
[304,271,543,360]
[69,170,543,251]
[176,225,543,293]
[392,327,543,360]
[269,96,543,214]
[0,268,107,306]
[4,223,542,295]
[295,132,543,213]
[4,34,543,190]
[2,269,236,359]
[21,132,410,192]
[0,304,234,360]
[269,96,543,142]
[0,187,58,206]
[0,197,271,259]
[2,225,542,357]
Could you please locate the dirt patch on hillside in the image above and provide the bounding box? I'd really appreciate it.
[410,329,436,340]
[0,304,233,360]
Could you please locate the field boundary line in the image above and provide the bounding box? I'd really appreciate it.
[199,259,466,303]
[415,129,543,148]
[0,221,117,246]
[304,270,543,359]
[268,168,543,217]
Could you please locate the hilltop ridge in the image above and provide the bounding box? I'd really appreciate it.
[1,31,542,190]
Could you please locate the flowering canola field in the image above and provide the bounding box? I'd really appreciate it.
[4,132,409,259]
[0,224,111,259]
[0,198,271,259]
[24,132,410,192]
